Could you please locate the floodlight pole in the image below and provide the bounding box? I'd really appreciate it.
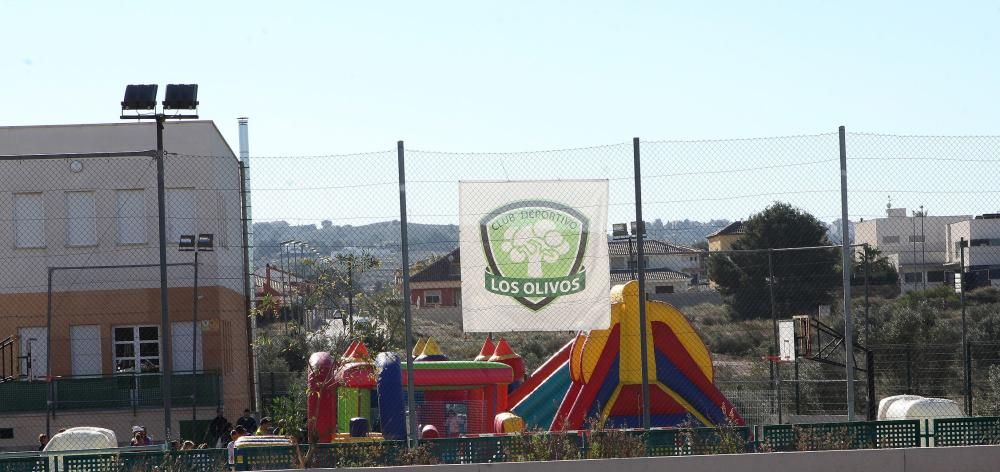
[155,115,175,440]
[192,249,199,421]
[121,86,198,440]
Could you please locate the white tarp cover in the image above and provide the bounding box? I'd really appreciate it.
[459,180,610,332]
[43,427,118,470]
[43,427,117,452]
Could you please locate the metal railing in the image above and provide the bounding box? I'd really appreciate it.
[4,417,999,470]
[0,371,221,413]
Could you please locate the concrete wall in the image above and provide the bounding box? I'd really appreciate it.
[290,445,1000,472]
[0,406,222,452]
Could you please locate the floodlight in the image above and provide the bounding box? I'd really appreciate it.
[163,84,199,110]
[179,235,196,251]
[197,233,214,251]
[121,84,158,110]
[630,221,646,236]
[612,223,628,237]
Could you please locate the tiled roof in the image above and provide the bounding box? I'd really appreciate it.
[707,221,745,238]
[411,242,699,283]
[609,269,692,284]
[607,239,700,256]
[410,248,461,282]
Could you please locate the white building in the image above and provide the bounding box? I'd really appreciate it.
[0,121,251,450]
[854,207,971,292]
[945,215,1000,289]
[607,239,704,294]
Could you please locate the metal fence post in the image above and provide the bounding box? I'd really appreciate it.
[866,351,876,420]
[397,140,419,446]
[839,125,856,421]
[864,243,871,346]
[46,268,53,437]
[632,137,652,430]
[966,343,974,415]
[768,249,781,424]
[960,237,971,415]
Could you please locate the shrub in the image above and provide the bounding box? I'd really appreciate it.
[510,430,581,462]
[585,417,646,459]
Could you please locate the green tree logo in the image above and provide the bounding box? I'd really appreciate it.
[480,201,590,311]
[500,219,573,278]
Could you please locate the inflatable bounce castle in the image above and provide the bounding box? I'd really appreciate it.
[307,280,742,441]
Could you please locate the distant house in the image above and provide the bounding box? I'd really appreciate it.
[607,239,704,293]
[609,269,693,294]
[408,248,461,309]
[855,207,971,292]
[944,214,1000,290]
[706,221,745,252]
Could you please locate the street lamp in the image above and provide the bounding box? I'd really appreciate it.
[920,205,927,290]
[279,240,302,323]
[179,234,213,421]
[120,83,200,441]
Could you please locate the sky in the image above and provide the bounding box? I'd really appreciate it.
[2,1,1000,227]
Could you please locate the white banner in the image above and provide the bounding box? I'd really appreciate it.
[459,180,610,332]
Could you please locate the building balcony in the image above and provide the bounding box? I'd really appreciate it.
[0,371,221,413]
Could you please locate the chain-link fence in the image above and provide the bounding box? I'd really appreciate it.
[4,125,1000,454]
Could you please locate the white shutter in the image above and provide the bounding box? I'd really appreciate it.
[14,193,45,248]
[66,191,97,246]
[18,327,47,380]
[167,188,196,243]
[171,322,203,373]
[70,325,102,376]
[116,189,146,244]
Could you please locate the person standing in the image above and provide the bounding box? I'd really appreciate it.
[37,434,48,451]
[227,426,247,469]
[256,417,272,436]
[445,410,461,438]
[207,408,230,448]
[236,409,258,436]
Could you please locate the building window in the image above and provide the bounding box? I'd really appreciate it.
[116,189,146,244]
[66,191,97,247]
[991,270,1000,280]
[13,193,45,248]
[971,239,991,247]
[611,257,627,269]
[167,188,196,244]
[908,235,926,243]
[655,286,675,294]
[904,272,923,284]
[882,236,900,244]
[113,326,160,373]
[70,325,102,376]
[926,271,945,283]
[424,290,442,305]
[171,322,203,373]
